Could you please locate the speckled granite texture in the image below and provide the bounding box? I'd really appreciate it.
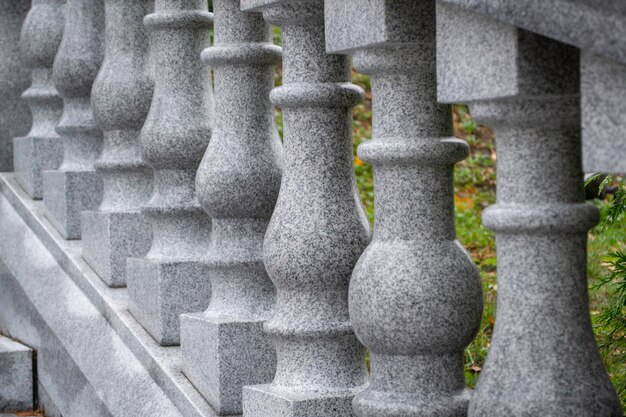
[0,335,33,412]
[180,0,282,413]
[436,0,626,177]
[127,0,213,346]
[1,260,111,417]
[0,180,185,417]
[437,0,626,65]
[42,0,104,240]
[0,174,225,416]
[239,1,369,416]
[81,0,154,287]
[13,0,64,199]
[0,0,31,172]
[581,52,626,173]
[326,1,483,416]
[437,7,621,416]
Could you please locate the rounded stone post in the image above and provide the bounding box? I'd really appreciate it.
[436,5,622,416]
[0,0,31,172]
[126,0,213,346]
[326,1,483,416]
[81,0,155,287]
[240,1,370,416]
[14,0,65,199]
[179,0,282,413]
[43,0,105,240]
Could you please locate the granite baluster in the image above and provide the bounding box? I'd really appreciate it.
[126,0,213,346]
[14,0,65,199]
[326,1,483,416]
[43,0,104,239]
[81,0,155,287]
[239,1,370,416]
[436,4,622,416]
[181,0,282,415]
[179,0,282,413]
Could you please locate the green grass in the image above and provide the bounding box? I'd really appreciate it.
[589,198,626,410]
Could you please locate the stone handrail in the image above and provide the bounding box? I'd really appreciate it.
[0,0,622,416]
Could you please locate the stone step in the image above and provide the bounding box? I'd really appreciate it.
[0,335,33,413]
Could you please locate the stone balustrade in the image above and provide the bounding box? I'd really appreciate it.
[0,0,623,416]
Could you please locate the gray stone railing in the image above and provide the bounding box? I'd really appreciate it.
[0,0,623,416]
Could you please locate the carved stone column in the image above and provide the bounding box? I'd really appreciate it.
[43,0,104,239]
[126,0,213,346]
[437,4,622,416]
[81,0,154,287]
[239,1,370,416]
[179,0,282,413]
[325,1,483,416]
[14,0,64,199]
[0,0,31,172]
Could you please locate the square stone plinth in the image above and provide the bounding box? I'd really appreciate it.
[81,210,151,287]
[13,135,63,199]
[180,313,276,415]
[43,169,102,240]
[0,336,33,412]
[242,384,357,417]
[127,258,210,346]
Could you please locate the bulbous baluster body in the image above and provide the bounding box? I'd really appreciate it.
[0,0,31,171]
[81,0,154,287]
[126,0,213,346]
[324,3,483,415]
[14,0,65,199]
[43,0,104,239]
[179,0,282,413]
[240,1,370,416]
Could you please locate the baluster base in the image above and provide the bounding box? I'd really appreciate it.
[353,388,470,417]
[13,136,63,200]
[126,258,210,346]
[42,169,102,239]
[181,314,276,415]
[243,384,360,417]
[81,210,151,287]
[0,105,30,173]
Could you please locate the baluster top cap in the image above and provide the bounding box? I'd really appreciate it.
[325,0,427,54]
[439,0,626,65]
[436,5,580,103]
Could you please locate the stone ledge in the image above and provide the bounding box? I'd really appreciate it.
[0,174,223,417]
[0,335,33,412]
[438,0,626,64]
